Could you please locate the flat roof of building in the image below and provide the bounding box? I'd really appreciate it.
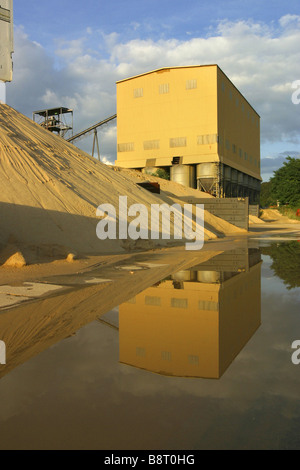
[116,64,260,117]
[33,107,73,117]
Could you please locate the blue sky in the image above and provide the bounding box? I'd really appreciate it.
[5,0,300,181]
[14,0,300,44]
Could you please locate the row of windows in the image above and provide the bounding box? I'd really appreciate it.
[127,295,219,311]
[132,81,259,127]
[136,347,200,365]
[221,81,259,126]
[134,79,198,98]
[222,137,258,167]
[221,279,260,301]
[118,136,259,167]
[127,280,259,311]
[118,134,218,152]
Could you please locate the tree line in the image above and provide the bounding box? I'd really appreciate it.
[260,156,300,208]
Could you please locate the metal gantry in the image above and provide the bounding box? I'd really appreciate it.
[67,114,117,161]
[33,107,73,139]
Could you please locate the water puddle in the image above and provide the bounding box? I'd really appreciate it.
[0,241,299,449]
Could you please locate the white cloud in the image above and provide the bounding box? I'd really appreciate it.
[41,89,60,106]
[279,14,300,28]
[7,17,300,168]
[55,37,87,60]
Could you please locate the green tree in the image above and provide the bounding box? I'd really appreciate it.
[260,181,276,207]
[270,156,300,207]
[152,168,170,180]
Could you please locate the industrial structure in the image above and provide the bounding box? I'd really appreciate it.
[67,114,116,160]
[33,107,74,139]
[0,0,13,83]
[119,248,262,379]
[116,65,261,202]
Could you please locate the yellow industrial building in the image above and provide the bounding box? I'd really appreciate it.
[116,65,261,202]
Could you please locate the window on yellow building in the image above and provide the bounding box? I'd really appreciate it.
[136,347,146,357]
[171,298,188,308]
[134,88,143,98]
[186,79,197,90]
[118,142,135,152]
[159,83,170,94]
[170,137,187,148]
[161,351,172,361]
[144,140,160,150]
[198,300,219,311]
[188,355,199,365]
[197,134,218,145]
[125,297,136,304]
[145,296,161,306]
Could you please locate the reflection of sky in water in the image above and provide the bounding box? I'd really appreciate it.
[0,246,299,449]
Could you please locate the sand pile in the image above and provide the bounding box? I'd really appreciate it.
[114,167,214,201]
[0,104,244,265]
[249,214,265,224]
[261,209,300,224]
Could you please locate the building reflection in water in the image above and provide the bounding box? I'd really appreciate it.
[119,248,262,379]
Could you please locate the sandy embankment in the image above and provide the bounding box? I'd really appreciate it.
[260,208,300,224]
[0,103,245,270]
[249,214,265,224]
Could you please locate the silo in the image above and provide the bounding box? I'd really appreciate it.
[170,164,195,188]
[197,271,221,283]
[196,162,218,194]
[172,271,197,282]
